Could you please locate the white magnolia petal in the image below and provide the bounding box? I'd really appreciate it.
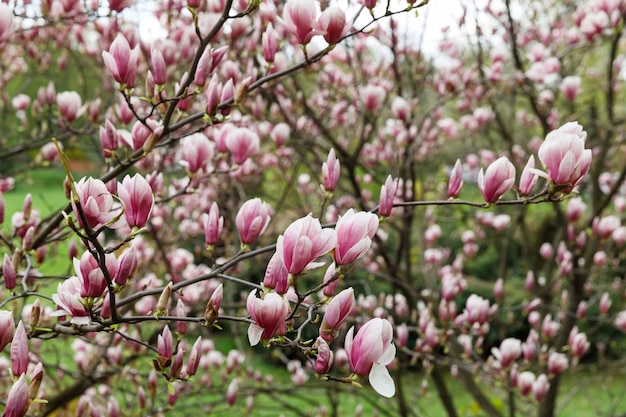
[248,323,264,346]
[369,362,395,398]
[378,342,396,366]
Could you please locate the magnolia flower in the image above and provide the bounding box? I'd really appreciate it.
[478,156,516,203]
[277,215,337,276]
[247,290,291,346]
[102,34,140,87]
[117,174,154,228]
[345,318,396,397]
[537,121,591,190]
[281,0,322,45]
[236,198,272,245]
[334,209,379,265]
[51,276,90,325]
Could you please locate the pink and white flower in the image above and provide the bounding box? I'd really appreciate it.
[345,318,396,397]
[277,215,337,276]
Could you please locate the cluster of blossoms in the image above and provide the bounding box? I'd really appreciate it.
[450,122,592,203]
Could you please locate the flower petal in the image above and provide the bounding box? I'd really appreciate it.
[369,362,395,398]
[248,323,264,346]
[378,342,396,366]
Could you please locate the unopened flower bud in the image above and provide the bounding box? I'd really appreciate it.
[156,282,172,316]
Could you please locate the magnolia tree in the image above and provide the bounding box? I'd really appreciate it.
[0,0,625,416]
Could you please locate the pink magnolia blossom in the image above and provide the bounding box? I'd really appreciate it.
[57,91,83,123]
[277,215,337,276]
[533,374,550,402]
[477,156,516,203]
[518,371,535,396]
[180,133,214,174]
[263,252,290,294]
[378,175,398,217]
[186,336,202,377]
[391,97,410,122]
[0,4,15,44]
[345,318,396,398]
[322,263,339,297]
[547,352,569,375]
[537,122,592,189]
[262,23,278,63]
[114,245,137,286]
[614,310,626,332]
[99,120,119,158]
[314,337,333,374]
[322,148,340,192]
[246,290,291,346]
[225,127,260,165]
[3,253,16,290]
[226,378,239,406]
[235,198,272,245]
[359,85,386,113]
[5,374,28,417]
[464,294,490,325]
[74,251,118,298]
[157,326,173,368]
[448,159,463,198]
[560,76,581,101]
[11,321,28,377]
[203,202,224,246]
[518,155,538,196]
[281,0,322,45]
[204,283,223,326]
[51,276,90,325]
[320,288,355,342]
[117,174,155,228]
[72,177,117,229]
[150,48,167,85]
[491,338,521,367]
[568,327,589,357]
[334,209,379,265]
[102,34,140,88]
[318,7,347,45]
[0,310,15,352]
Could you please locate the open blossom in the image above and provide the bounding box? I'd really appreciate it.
[57,91,83,123]
[236,198,272,245]
[537,122,591,189]
[180,133,214,174]
[281,0,322,45]
[102,34,140,87]
[246,291,291,346]
[491,338,521,367]
[225,127,260,165]
[51,276,90,325]
[345,318,396,398]
[277,215,337,276]
[478,156,516,203]
[72,177,117,229]
[74,251,117,298]
[318,7,347,45]
[334,209,379,265]
[117,174,154,228]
